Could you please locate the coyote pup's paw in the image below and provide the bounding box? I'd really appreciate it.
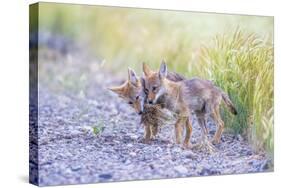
[182,142,193,150]
[150,135,156,140]
[140,137,151,144]
[211,138,221,145]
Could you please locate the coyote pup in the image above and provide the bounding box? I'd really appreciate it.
[142,61,237,148]
[109,68,184,143]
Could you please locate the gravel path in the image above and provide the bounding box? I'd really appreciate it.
[34,36,272,186]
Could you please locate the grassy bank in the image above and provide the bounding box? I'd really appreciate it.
[199,30,273,153]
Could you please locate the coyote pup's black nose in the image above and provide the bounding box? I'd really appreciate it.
[148,100,153,104]
[138,111,143,115]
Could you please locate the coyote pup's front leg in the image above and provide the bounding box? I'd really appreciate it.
[150,124,158,139]
[175,114,192,148]
[174,117,184,144]
[143,124,152,144]
[144,124,158,143]
[183,117,192,148]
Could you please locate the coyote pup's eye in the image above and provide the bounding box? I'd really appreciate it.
[144,89,149,94]
[128,101,133,105]
[152,86,157,91]
[136,96,139,100]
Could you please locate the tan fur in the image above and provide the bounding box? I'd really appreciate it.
[109,80,144,112]
[142,62,237,147]
[143,63,154,76]
[109,68,144,114]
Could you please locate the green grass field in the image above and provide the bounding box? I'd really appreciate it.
[36,3,274,155]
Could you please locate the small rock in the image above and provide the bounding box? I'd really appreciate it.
[81,126,92,133]
[174,165,189,174]
[182,150,197,159]
[172,147,182,153]
[71,165,81,171]
[260,160,271,171]
[149,164,154,170]
[242,149,252,156]
[129,134,138,140]
[237,134,244,141]
[99,173,112,180]
[113,140,120,144]
[127,143,133,147]
[199,167,219,176]
[89,100,98,106]
[129,152,137,157]
[70,129,82,135]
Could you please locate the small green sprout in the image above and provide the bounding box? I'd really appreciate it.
[92,121,105,136]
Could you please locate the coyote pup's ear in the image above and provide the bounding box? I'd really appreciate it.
[128,68,139,86]
[159,60,167,79]
[140,76,146,89]
[142,62,153,76]
[108,85,125,96]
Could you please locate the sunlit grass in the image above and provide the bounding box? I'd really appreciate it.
[198,30,273,153]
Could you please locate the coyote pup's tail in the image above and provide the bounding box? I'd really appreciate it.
[221,91,238,115]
